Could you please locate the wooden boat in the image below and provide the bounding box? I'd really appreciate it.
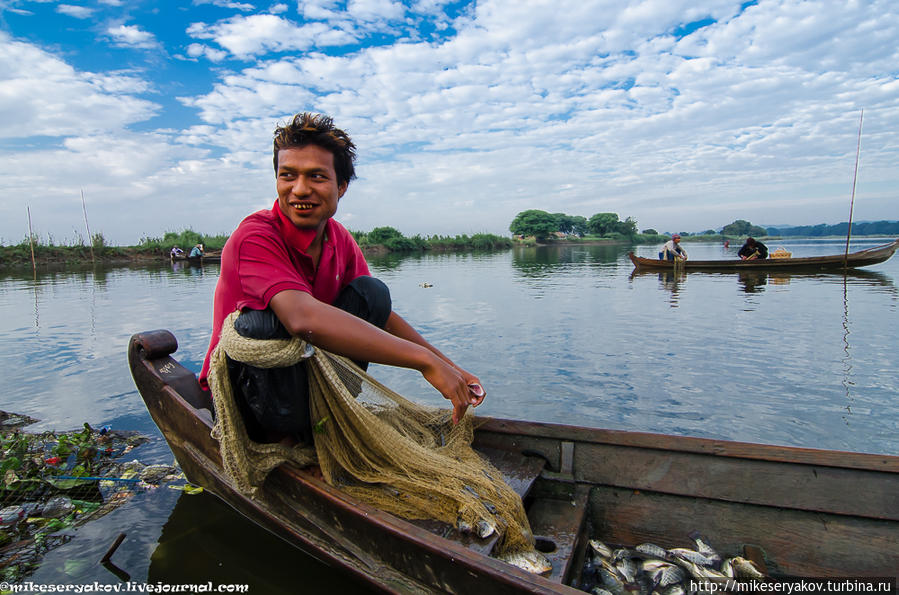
[170,253,222,264]
[629,238,899,271]
[129,330,898,592]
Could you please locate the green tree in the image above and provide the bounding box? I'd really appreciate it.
[617,216,638,238]
[509,210,558,241]
[368,226,404,244]
[721,220,766,237]
[551,214,588,237]
[587,212,621,236]
[642,228,659,235]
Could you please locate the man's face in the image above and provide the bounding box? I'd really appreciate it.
[276,145,347,232]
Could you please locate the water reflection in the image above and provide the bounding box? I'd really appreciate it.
[737,271,768,294]
[656,270,685,307]
[149,492,375,593]
[630,267,896,299]
[841,274,854,425]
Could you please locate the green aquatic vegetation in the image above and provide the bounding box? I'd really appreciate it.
[0,412,198,583]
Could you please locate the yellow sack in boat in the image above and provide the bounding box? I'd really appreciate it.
[770,247,791,259]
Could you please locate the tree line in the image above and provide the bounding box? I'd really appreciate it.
[509,210,637,241]
[766,220,899,237]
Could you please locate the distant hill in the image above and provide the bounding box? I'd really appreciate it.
[764,220,899,237]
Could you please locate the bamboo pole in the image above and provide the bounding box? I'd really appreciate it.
[26,206,36,276]
[844,109,863,268]
[81,189,95,264]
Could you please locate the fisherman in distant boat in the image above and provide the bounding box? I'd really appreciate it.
[189,243,204,258]
[659,234,688,261]
[170,246,184,259]
[738,237,768,260]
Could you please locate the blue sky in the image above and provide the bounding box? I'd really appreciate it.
[1,0,897,245]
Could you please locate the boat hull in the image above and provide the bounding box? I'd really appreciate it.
[129,330,899,591]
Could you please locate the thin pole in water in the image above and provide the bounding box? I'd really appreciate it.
[844,109,863,268]
[26,206,36,276]
[81,189,95,264]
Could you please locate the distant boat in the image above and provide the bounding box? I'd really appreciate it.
[629,239,899,271]
[170,253,221,264]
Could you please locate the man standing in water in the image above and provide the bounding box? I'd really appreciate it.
[199,113,484,443]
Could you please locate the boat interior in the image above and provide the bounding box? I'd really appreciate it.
[136,333,898,588]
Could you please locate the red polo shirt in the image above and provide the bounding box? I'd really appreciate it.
[199,201,370,388]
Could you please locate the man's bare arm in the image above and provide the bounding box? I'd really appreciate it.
[269,289,483,423]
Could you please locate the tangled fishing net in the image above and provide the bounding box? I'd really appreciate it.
[208,311,536,558]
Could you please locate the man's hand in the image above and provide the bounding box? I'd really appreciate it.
[421,356,485,424]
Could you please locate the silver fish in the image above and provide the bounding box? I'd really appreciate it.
[589,539,614,560]
[643,561,685,587]
[687,531,721,562]
[615,557,637,583]
[635,543,670,560]
[499,549,553,575]
[668,548,718,567]
[611,548,632,562]
[673,558,729,581]
[475,519,496,538]
[719,558,735,578]
[598,566,628,595]
[592,589,616,595]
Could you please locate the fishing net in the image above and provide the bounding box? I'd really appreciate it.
[208,311,536,558]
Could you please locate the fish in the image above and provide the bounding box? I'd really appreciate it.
[598,566,628,595]
[615,557,638,583]
[688,531,721,559]
[642,560,686,587]
[592,589,616,595]
[719,557,735,578]
[635,543,670,560]
[499,549,552,575]
[475,519,496,538]
[589,539,614,560]
[672,557,729,581]
[729,556,765,578]
[667,548,718,567]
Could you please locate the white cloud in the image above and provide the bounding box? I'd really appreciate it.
[347,0,405,23]
[0,32,158,139]
[2,0,899,244]
[174,0,899,237]
[56,4,93,18]
[186,42,228,62]
[192,0,255,10]
[106,24,161,50]
[187,14,355,58]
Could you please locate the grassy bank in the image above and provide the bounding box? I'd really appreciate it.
[0,228,514,268]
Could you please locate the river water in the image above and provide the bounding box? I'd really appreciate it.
[1,238,897,590]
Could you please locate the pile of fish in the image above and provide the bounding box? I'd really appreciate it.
[580,531,765,595]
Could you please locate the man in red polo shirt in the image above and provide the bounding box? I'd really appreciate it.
[200,113,484,443]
